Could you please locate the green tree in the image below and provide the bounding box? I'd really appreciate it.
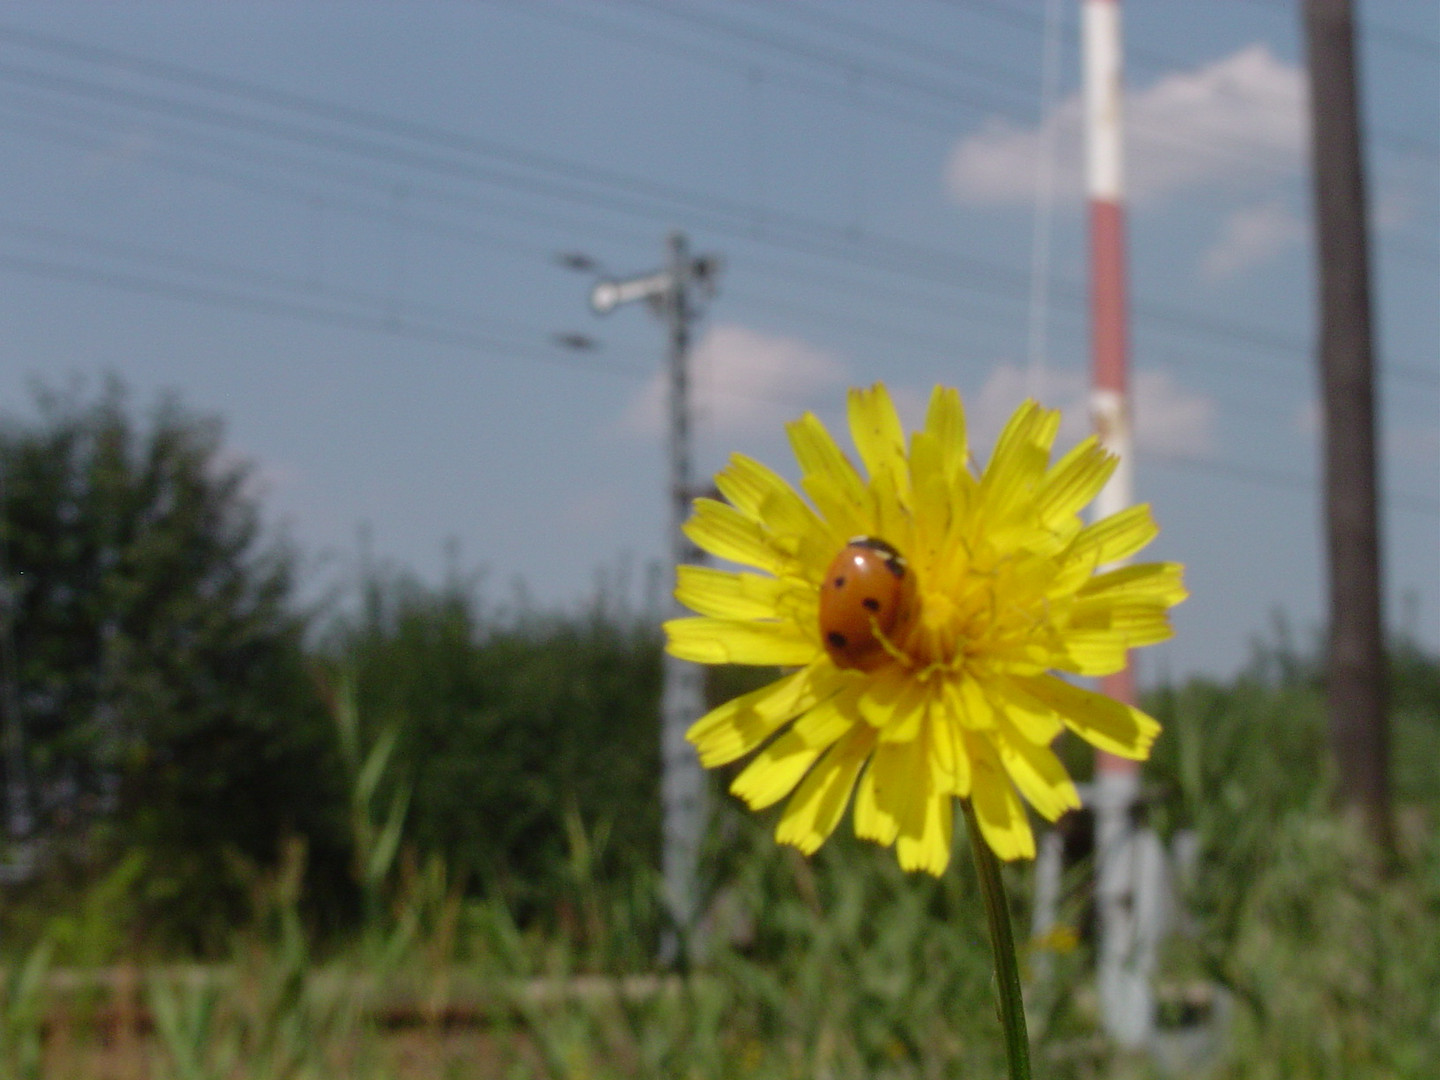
[0,379,339,950]
[331,567,663,919]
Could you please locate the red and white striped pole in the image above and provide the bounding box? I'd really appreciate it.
[1084,0,1156,1049]
[1086,0,1133,555]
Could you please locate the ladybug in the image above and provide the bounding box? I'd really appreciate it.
[818,537,917,670]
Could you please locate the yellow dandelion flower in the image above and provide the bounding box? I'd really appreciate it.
[665,383,1186,874]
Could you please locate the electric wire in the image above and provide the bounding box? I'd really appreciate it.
[0,26,1432,391]
[933,0,1438,157]
[15,241,1431,516]
[2,20,1428,440]
[1146,453,1439,516]
[0,218,559,343]
[611,0,1358,175]
[1025,0,1064,390]
[0,64,1352,384]
[0,81,1351,408]
[0,249,644,377]
[3,67,1432,397]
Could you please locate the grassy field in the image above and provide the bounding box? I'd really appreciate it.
[3,643,1437,1079]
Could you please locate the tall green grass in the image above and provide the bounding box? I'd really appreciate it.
[1144,631,1440,1078]
[1,611,1435,1078]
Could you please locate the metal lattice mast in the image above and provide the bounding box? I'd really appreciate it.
[658,231,707,959]
[589,232,721,960]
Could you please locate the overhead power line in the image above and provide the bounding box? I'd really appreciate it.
[0,248,643,378]
[5,83,1388,414]
[9,239,1432,518]
[1,205,1433,514]
[0,218,559,342]
[932,0,1438,156]
[0,61,1349,380]
[611,0,1402,170]
[1145,453,1439,515]
[0,21,1433,398]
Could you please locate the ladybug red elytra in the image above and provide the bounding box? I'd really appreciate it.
[818,536,916,670]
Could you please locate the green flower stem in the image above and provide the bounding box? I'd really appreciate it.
[963,798,1032,1080]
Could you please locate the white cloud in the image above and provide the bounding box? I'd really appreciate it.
[1134,370,1216,458]
[969,364,1215,459]
[620,322,847,438]
[1200,201,1309,281]
[946,44,1306,207]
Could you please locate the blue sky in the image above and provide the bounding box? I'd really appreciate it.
[0,1,1434,680]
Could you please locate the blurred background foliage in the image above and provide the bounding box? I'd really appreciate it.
[0,382,1436,1077]
[0,379,345,955]
[325,560,665,924]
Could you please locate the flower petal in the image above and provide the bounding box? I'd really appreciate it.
[683,498,788,574]
[665,617,817,666]
[1050,627,1131,677]
[854,738,923,846]
[1062,504,1160,571]
[848,384,908,492]
[1035,437,1116,529]
[1013,673,1161,760]
[801,473,871,543]
[955,675,997,730]
[714,453,799,522]
[1076,561,1188,608]
[787,412,867,510]
[923,384,969,480]
[775,723,875,854]
[966,732,1035,860]
[865,463,914,561]
[730,726,822,810]
[791,689,862,748]
[907,434,954,558]
[929,696,971,796]
[979,400,1059,520]
[997,722,1081,821]
[716,453,840,579]
[1059,615,1175,666]
[986,677,1063,744]
[871,736,929,846]
[675,565,789,620]
[896,783,953,876]
[687,667,828,767]
[1065,599,1179,641]
[857,671,931,743]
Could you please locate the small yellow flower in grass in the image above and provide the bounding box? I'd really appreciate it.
[665,383,1186,874]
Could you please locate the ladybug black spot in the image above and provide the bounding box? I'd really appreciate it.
[861,597,881,612]
[833,575,847,587]
[827,631,848,649]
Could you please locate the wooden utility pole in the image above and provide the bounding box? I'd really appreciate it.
[1301,0,1392,848]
